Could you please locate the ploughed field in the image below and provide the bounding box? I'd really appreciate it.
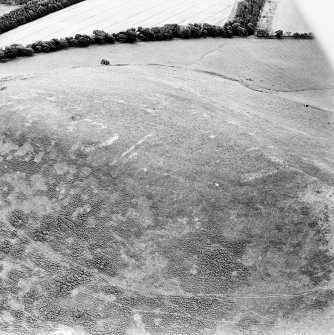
[0,38,334,335]
[0,0,237,48]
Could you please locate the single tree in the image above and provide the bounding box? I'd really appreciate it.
[275,30,283,39]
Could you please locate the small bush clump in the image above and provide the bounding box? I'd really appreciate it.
[8,209,28,228]
[50,267,91,297]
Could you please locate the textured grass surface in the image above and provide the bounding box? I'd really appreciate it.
[0,0,236,47]
[0,39,333,335]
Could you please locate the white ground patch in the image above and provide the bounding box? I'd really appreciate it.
[0,0,236,48]
[0,4,19,16]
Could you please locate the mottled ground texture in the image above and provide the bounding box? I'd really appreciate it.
[0,38,334,335]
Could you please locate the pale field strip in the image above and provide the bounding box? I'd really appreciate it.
[271,0,311,34]
[257,0,279,32]
[0,0,236,48]
[258,0,311,35]
[0,4,19,16]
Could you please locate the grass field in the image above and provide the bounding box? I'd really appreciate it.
[0,0,237,48]
[0,38,333,335]
[271,0,311,33]
[258,0,311,34]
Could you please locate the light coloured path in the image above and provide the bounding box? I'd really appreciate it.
[0,0,236,47]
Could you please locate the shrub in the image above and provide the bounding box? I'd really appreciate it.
[246,23,255,35]
[31,226,49,242]
[235,0,266,29]
[51,38,69,49]
[105,32,116,44]
[256,28,269,37]
[187,24,202,38]
[8,209,28,228]
[3,45,19,59]
[0,44,33,59]
[75,34,93,47]
[0,239,12,254]
[101,59,110,65]
[275,30,283,39]
[89,255,116,276]
[178,26,191,39]
[65,36,78,47]
[124,29,137,43]
[93,30,107,44]
[50,267,91,297]
[138,28,155,41]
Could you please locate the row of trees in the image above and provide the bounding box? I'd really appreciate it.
[0,19,316,62]
[0,22,252,61]
[0,0,85,34]
[256,29,314,39]
[234,0,266,30]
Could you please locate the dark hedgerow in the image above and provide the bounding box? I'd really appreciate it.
[234,0,266,28]
[0,17,315,63]
[8,209,29,228]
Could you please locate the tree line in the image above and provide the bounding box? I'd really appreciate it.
[256,29,314,39]
[0,22,252,61]
[0,0,270,62]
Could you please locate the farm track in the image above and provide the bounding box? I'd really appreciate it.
[0,0,236,47]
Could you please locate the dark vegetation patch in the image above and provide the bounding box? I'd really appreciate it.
[37,300,66,322]
[141,311,210,335]
[307,290,334,310]
[162,231,251,294]
[8,209,28,228]
[256,29,314,39]
[236,316,260,331]
[301,250,334,286]
[0,181,14,198]
[48,267,92,298]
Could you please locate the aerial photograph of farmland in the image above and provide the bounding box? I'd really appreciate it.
[0,0,333,334]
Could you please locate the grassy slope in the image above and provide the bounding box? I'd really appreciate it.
[0,0,236,47]
[0,39,333,335]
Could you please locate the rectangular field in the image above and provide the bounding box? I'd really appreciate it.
[271,0,311,34]
[258,0,311,35]
[0,0,236,47]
